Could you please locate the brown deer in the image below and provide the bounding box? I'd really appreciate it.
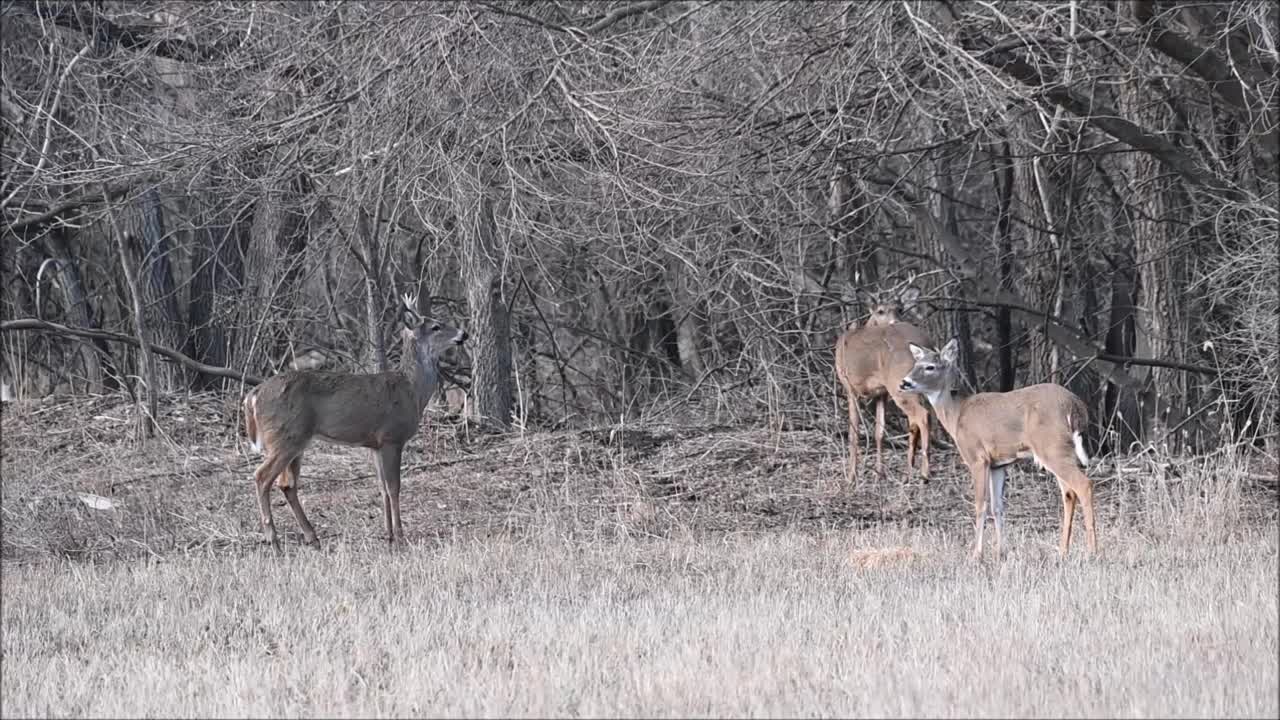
[833,287,933,485]
[898,339,1097,559]
[242,293,466,549]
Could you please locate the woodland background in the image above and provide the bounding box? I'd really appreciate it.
[2,0,1276,456]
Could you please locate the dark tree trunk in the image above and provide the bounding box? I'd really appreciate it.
[187,201,248,389]
[138,188,186,391]
[1103,248,1141,454]
[992,139,1017,391]
[40,228,104,392]
[463,194,513,429]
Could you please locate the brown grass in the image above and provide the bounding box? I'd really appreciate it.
[2,393,1277,717]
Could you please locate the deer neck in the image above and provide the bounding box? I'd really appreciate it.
[923,375,964,438]
[405,345,443,414]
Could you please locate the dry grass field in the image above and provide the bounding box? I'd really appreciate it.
[2,393,1277,718]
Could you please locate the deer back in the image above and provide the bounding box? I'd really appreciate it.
[954,383,1088,462]
[252,370,422,451]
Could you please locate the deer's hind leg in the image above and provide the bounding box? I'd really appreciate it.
[280,456,319,547]
[1054,465,1096,557]
[252,451,292,552]
[969,461,991,561]
[839,378,862,487]
[1041,445,1098,558]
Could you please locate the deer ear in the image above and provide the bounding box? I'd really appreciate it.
[908,343,928,361]
[941,338,960,363]
[400,307,417,329]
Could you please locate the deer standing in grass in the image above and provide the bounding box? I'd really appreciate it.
[898,339,1097,559]
[834,287,933,485]
[242,294,466,549]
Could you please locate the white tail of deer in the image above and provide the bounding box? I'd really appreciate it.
[899,339,1097,559]
[833,286,932,485]
[242,293,466,549]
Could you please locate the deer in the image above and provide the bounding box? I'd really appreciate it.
[833,286,933,486]
[242,293,466,550]
[898,339,1097,560]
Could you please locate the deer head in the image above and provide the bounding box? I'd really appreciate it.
[399,293,467,365]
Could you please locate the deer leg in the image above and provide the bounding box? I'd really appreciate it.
[989,466,1007,558]
[1059,465,1097,557]
[905,416,918,473]
[898,395,930,482]
[381,488,393,541]
[874,396,886,476]
[917,415,930,481]
[845,388,860,486]
[1057,485,1078,557]
[281,457,319,547]
[1079,477,1097,556]
[372,448,393,542]
[252,453,290,552]
[970,462,990,560]
[379,444,406,545]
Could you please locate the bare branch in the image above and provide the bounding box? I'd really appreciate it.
[1,318,265,386]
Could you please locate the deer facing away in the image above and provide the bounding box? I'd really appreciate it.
[833,287,933,485]
[242,294,466,549]
[898,339,1097,559]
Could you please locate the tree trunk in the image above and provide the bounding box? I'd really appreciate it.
[462,194,513,429]
[39,229,103,392]
[355,206,388,372]
[188,200,247,389]
[992,139,1017,391]
[113,227,158,439]
[238,175,309,373]
[1103,248,1142,454]
[1121,18,1189,451]
[137,188,186,391]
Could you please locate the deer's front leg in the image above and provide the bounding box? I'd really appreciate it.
[379,444,405,545]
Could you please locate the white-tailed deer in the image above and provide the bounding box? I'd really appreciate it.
[242,294,466,549]
[898,339,1096,559]
[833,287,932,484]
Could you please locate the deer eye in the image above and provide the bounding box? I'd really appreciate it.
[431,323,442,332]
[924,364,936,371]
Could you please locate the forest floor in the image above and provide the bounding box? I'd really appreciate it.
[2,392,1277,717]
